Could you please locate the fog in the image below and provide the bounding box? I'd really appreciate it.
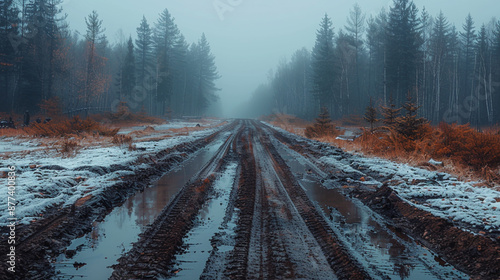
[62,0,500,118]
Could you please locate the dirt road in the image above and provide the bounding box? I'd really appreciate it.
[2,120,499,279]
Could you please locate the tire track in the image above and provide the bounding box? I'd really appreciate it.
[110,122,243,279]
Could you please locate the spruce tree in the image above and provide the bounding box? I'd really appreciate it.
[305,107,335,138]
[135,16,153,92]
[83,10,108,117]
[0,0,19,112]
[396,92,427,140]
[154,9,179,115]
[386,0,422,106]
[192,33,220,115]
[364,97,378,132]
[381,95,401,129]
[121,36,136,99]
[311,14,336,111]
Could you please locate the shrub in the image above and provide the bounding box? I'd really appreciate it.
[433,123,500,170]
[24,116,119,137]
[112,134,133,146]
[60,139,80,157]
[305,107,338,138]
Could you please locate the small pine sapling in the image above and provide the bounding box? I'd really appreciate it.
[380,95,401,129]
[364,97,379,132]
[395,92,427,140]
[305,107,336,138]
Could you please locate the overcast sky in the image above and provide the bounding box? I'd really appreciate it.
[62,0,499,117]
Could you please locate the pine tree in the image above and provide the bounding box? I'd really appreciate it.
[18,0,66,111]
[460,14,476,111]
[364,97,378,132]
[386,0,422,106]
[396,92,427,140]
[345,3,365,110]
[311,14,336,112]
[429,11,451,123]
[0,0,19,112]
[381,95,401,128]
[366,10,387,104]
[171,34,189,115]
[192,33,220,115]
[82,10,108,117]
[493,21,500,123]
[154,9,179,115]
[305,107,336,138]
[121,36,136,99]
[135,16,153,95]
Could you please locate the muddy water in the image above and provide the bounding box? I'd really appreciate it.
[53,139,225,279]
[166,162,238,279]
[274,140,468,280]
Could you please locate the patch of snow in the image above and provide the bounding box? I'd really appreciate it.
[335,154,500,233]
[428,158,443,166]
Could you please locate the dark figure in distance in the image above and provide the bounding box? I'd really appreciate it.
[23,110,30,126]
[36,117,41,124]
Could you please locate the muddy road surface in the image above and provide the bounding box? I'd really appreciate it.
[2,120,499,279]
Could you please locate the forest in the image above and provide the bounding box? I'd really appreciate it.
[0,0,220,118]
[247,1,500,127]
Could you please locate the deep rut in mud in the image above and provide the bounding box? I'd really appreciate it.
[4,120,499,279]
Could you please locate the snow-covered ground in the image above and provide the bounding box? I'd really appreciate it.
[267,122,500,234]
[0,120,225,227]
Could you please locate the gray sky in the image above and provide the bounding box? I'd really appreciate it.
[62,0,499,117]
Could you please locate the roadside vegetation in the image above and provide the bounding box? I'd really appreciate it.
[272,99,500,186]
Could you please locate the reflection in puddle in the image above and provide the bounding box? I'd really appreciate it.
[168,162,237,279]
[274,140,468,280]
[53,140,224,279]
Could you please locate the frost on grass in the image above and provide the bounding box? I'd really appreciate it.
[330,154,500,233]
[0,121,226,227]
[268,120,500,234]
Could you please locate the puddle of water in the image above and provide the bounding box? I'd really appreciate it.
[53,139,224,279]
[167,162,237,280]
[274,140,468,280]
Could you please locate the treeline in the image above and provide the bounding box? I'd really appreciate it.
[0,0,220,117]
[255,0,500,126]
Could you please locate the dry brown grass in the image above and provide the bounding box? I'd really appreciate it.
[264,113,310,136]
[92,102,165,126]
[297,119,500,186]
[58,138,80,157]
[22,116,119,137]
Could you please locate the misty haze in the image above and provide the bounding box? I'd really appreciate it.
[1,0,500,279]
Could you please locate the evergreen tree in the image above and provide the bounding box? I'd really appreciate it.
[386,0,422,106]
[18,0,66,111]
[83,10,108,116]
[381,95,401,128]
[191,33,220,115]
[335,30,356,116]
[135,16,153,95]
[0,0,19,112]
[154,8,179,115]
[460,14,476,110]
[345,3,365,109]
[366,10,388,103]
[311,14,336,112]
[474,24,493,126]
[396,92,427,140]
[171,34,189,115]
[305,107,336,138]
[429,11,451,123]
[121,36,136,99]
[364,97,378,131]
[493,21,500,123]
